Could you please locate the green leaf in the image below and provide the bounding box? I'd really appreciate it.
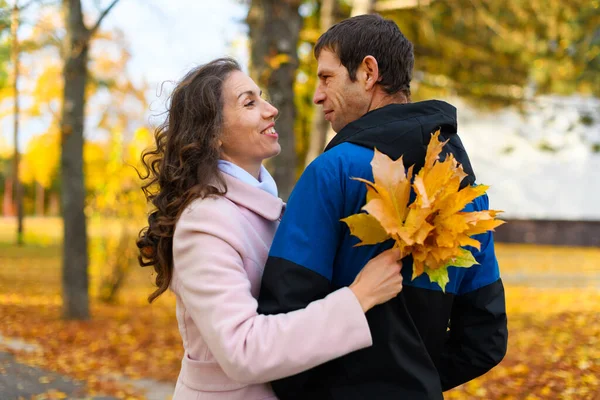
[426,266,450,293]
[442,247,479,269]
[426,249,479,292]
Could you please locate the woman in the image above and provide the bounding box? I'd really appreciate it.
[137,58,403,400]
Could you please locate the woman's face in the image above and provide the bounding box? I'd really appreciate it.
[220,71,280,176]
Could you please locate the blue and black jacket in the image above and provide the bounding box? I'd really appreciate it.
[258,100,508,400]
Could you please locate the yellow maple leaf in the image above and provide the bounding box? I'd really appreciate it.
[342,130,505,292]
[340,213,389,247]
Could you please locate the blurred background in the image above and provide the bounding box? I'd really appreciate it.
[0,0,598,399]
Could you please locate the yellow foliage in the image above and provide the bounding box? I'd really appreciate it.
[83,126,151,221]
[21,129,60,187]
[29,63,63,117]
[83,141,109,193]
[0,135,11,158]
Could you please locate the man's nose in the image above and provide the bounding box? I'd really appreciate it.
[313,85,325,105]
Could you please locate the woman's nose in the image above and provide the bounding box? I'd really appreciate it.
[263,100,279,119]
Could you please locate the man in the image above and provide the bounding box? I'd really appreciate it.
[258,14,508,400]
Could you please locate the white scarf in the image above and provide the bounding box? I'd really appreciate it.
[217,160,278,198]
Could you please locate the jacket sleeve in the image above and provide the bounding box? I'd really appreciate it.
[258,158,350,397]
[438,194,508,391]
[172,199,372,385]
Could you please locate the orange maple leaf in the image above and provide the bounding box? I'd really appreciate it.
[342,130,505,291]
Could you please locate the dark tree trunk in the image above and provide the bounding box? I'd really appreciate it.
[247,0,303,201]
[61,0,90,320]
[60,0,120,320]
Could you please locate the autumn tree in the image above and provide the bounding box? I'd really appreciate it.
[9,1,25,245]
[60,0,120,320]
[0,0,29,241]
[296,0,599,166]
[20,4,149,304]
[247,0,303,200]
[379,0,600,108]
[85,38,151,303]
[20,129,59,215]
[0,1,11,215]
[23,51,62,216]
[4,0,59,241]
[86,126,152,303]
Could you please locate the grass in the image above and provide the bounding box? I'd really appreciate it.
[1,217,599,399]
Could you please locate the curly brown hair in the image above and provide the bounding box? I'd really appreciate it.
[137,58,241,303]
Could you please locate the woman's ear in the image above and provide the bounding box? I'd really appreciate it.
[362,55,380,91]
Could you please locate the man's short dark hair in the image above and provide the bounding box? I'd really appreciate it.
[314,14,414,97]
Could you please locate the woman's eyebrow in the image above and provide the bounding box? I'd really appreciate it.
[237,89,262,99]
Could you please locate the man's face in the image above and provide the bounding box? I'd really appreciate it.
[313,50,371,133]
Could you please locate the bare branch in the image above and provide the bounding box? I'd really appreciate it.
[88,0,120,36]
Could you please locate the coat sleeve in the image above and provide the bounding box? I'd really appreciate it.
[172,199,372,385]
[438,194,508,390]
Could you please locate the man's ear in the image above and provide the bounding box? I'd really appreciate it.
[361,55,380,91]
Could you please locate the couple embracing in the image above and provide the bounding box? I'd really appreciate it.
[138,14,508,400]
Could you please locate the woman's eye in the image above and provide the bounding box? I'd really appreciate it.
[244,101,255,107]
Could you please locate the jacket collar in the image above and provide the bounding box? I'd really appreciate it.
[325,100,458,152]
[322,100,476,189]
[220,172,284,221]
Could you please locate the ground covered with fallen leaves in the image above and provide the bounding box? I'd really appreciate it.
[1,218,599,399]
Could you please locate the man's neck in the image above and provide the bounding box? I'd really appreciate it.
[367,91,409,113]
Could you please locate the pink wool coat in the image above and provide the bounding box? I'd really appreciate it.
[170,173,373,400]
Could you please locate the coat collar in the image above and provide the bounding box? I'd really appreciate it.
[220,172,284,221]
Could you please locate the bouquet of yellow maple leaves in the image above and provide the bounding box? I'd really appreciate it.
[342,130,504,292]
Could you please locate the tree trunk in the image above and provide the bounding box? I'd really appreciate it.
[61,0,90,320]
[11,3,24,246]
[35,181,44,216]
[60,0,120,320]
[48,192,59,216]
[304,0,336,167]
[3,177,14,217]
[247,0,303,201]
[351,0,376,16]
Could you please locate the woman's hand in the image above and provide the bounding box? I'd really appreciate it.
[349,248,404,312]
